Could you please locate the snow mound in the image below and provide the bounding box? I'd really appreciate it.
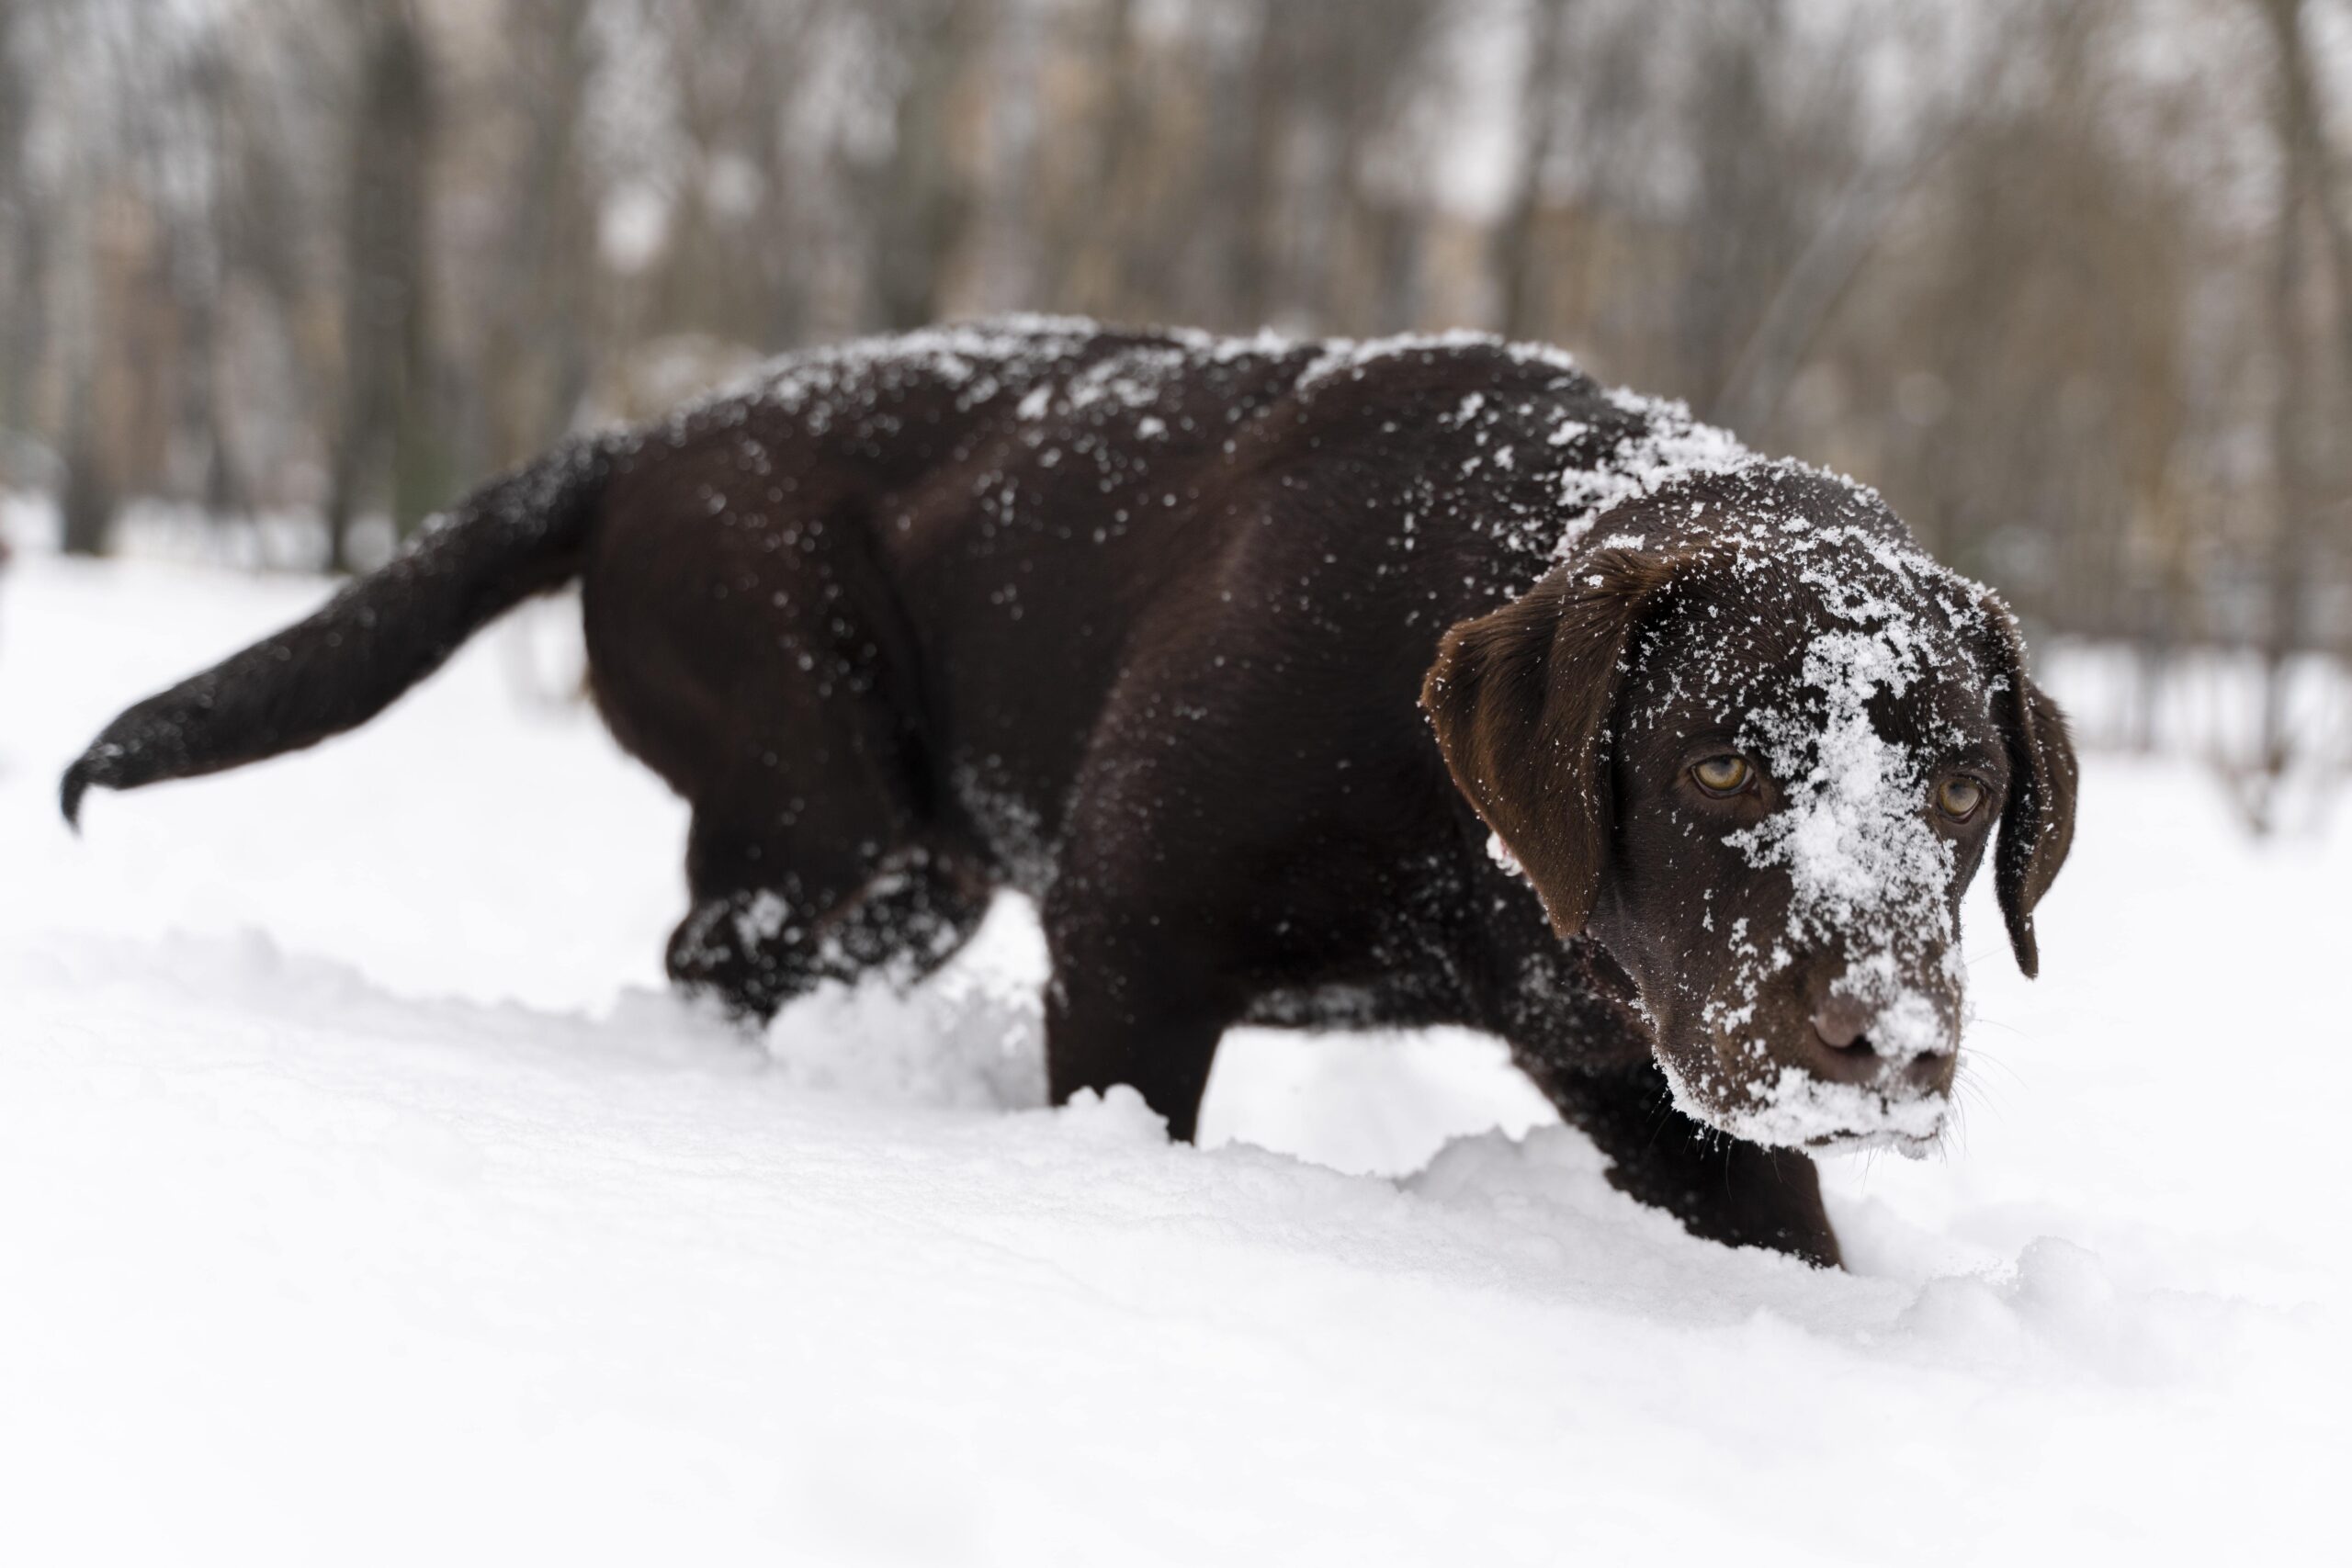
[2,479,2343,1565]
[764,897,1049,1112]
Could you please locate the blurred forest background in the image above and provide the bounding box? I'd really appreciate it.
[1,0,2347,819]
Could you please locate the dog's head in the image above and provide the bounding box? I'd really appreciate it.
[1422,466,2075,1154]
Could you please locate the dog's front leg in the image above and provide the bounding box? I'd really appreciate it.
[1039,894,1242,1144]
[1524,1057,1844,1268]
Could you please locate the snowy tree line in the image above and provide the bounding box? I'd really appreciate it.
[0,0,2346,798]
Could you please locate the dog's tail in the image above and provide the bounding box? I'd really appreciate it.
[62,434,614,828]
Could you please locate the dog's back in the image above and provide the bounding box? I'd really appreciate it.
[582,318,1684,897]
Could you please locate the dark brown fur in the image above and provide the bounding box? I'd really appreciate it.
[65,320,2076,1266]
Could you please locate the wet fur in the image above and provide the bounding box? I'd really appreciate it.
[66,321,2076,1268]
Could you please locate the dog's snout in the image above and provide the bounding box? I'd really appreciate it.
[1811,994,1874,1053]
[1794,989,1960,1093]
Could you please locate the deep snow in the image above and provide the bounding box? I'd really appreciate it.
[0,543,2343,1564]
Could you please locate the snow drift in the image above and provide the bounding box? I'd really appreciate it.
[0,541,2341,1564]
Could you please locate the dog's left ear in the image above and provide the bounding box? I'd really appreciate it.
[1980,595,2077,977]
[1420,549,1685,936]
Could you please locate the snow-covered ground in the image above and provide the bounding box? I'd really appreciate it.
[0,547,2342,1564]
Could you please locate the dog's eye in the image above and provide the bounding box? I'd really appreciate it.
[1690,755,1752,795]
[1936,775,1987,820]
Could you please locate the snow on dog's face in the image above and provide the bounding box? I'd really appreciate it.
[1424,467,2075,1154]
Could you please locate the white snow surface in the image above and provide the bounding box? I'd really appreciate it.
[0,547,2345,1563]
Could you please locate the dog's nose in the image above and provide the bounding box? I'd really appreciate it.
[1903,1047,1958,1095]
[1804,994,1959,1092]
[1812,994,1875,1053]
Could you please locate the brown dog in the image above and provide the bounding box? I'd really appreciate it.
[65,318,2075,1266]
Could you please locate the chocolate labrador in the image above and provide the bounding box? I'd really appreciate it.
[64,318,2075,1266]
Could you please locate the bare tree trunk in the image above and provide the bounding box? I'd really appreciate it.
[178,39,247,527]
[1224,7,1295,329]
[1326,4,1438,336]
[483,0,592,470]
[6,210,49,440]
[0,0,35,437]
[1039,0,1141,314]
[2256,0,2352,422]
[1494,0,1573,341]
[324,0,436,572]
[1678,0,1792,415]
[57,384,113,556]
[49,16,110,557]
[2235,0,2332,832]
[868,0,986,332]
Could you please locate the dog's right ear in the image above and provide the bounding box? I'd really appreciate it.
[1420,549,1684,936]
[1976,594,2078,978]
